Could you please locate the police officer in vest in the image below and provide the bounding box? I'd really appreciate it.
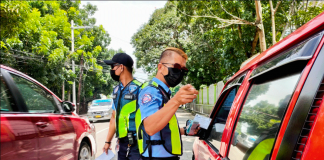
[103,53,142,160]
[135,47,199,160]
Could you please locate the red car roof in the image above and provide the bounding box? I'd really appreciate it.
[228,12,324,82]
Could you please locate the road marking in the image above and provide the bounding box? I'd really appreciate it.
[96,127,109,134]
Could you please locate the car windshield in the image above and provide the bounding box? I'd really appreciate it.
[92,100,112,107]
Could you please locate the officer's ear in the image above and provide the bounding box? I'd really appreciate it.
[157,63,163,73]
[120,64,124,72]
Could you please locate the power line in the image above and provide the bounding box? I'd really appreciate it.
[109,35,131,45]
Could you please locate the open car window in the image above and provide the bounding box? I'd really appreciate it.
[206,72,246,151]
[228,32,323,160]
[228,73,301,160]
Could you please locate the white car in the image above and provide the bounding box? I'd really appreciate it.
[237,133,257,148]
[87,99,113,122]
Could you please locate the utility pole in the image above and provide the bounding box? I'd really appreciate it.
[62,81,64,101]
[70,20,93,114]
[77,52,84,114]
[71,20,76,106]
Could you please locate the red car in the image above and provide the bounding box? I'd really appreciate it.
[0,65,96,160]
[193,12,324,160]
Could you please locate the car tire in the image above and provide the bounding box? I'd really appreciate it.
[192,152,195,160]
[78,142,91,160]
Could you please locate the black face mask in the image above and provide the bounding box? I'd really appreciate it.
[110,66,121,81]
[164,67,185,87]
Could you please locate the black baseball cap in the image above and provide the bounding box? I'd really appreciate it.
[104,53,134,68]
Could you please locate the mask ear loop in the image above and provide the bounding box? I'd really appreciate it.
[160,63,169,77]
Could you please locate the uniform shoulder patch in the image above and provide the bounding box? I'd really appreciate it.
[142,94,152,104]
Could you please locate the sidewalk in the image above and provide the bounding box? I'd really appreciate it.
[176,108,196,160]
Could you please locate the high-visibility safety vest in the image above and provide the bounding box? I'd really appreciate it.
[135,81,183,157]
[247,138,274,160]
[113,79,142,138]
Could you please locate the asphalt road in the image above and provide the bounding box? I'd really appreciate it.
[92,108,195,160]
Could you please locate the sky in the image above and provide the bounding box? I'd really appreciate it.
[81,1,167,82]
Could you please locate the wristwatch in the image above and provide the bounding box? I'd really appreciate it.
[105,141,111,144]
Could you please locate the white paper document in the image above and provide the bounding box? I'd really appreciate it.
[193,114,212,129]
[95,150,115,160]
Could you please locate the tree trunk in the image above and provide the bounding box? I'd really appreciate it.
[251,28,260,56]
[237,24,242,39]
[62,81,65,101]
[68,90,71,102]
[255,0,267,52]
[270,0,281,45]
[77,52,84,114]
[280,23,288,41]
[93,88,98,99]
[270,0,276,45]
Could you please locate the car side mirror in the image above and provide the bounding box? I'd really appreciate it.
[62,101,75,113]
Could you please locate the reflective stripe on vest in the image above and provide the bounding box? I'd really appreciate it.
[169,115,181,154]
[115,80,141,138]
[135,81,182,156]
[135,108,144,154]
[118,100,137,138]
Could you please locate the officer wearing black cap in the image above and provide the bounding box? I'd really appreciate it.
[103,53,142,160]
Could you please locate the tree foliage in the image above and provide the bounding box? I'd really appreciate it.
[239,94,290,136]
[0,0,118,112]
[131,1,324,89]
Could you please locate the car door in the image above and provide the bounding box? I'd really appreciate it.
[226,32,323,160]
[0,69,38,160]
[196,73,247,160]
[7,72,74,160]
[54,101,76,160]
[227,64,305,160]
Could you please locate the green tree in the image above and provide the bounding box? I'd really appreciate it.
[0,0,118,114]
[131,2,186,73]
[239,100,279,136]
[0,1,30,39]
[131,0,323,89]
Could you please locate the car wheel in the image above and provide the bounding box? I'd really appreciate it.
[79,142,91,160]
[192,152,195,160]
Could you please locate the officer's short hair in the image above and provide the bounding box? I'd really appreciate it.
[159,47,188,62]
[125,66,133,73]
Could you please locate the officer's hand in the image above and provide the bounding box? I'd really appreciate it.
[172,84,199,106]
[103,143,112,155]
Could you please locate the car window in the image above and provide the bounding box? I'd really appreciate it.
[93,102,111,106]
[228,73,301,160]
[206,73,246,150]
[10,74,59,113]
[0,78,13,112]
[207,86,238,149]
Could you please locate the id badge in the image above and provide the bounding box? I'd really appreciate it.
[124,94,135,100]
